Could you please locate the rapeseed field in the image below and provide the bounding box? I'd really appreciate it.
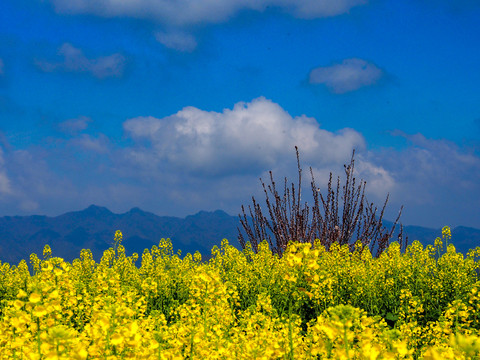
[0,227,479,359]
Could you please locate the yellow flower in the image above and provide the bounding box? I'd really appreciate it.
[114,230,123,245]
[29,292,42,304]
[33,305,48,317]
[442,226,452,241]
[97,316,110,330]
[13,299,24,310]
[72,347,89,360]
[17,289,28,298]
[43,244,52,258]
[110,333,124,346]
[44,351,58,360]
[48,290,60,299]
[126,321,139,336]
[320,324,337,340]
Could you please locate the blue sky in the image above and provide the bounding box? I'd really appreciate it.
[0,0,479,230]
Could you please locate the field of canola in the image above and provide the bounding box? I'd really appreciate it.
[0,227,479,359]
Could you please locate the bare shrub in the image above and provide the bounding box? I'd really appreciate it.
[237,146,408,258]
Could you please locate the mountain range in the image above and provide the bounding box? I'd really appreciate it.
[0,204,479,265]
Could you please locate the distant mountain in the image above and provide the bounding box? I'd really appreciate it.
[0,205,478,265]
[0,205,241,265]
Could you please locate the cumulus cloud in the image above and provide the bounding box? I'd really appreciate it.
[309,58,384,94]
[0,98,479,228]
[155,31,198,52]
[36,43,126,79]
[122,97,367,176]
[47,0,367,25]
[58,116,92,135]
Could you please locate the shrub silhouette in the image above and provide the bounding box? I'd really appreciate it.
[237,146,408,258]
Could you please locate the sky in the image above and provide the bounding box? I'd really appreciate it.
[0,0,479,230]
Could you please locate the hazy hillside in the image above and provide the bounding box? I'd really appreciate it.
[0,205,241,265]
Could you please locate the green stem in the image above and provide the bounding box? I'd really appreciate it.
[288,299,294,360]
[343,322,350,360]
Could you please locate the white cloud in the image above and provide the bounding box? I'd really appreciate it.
[47,0,367,25]
[309,58,384,94]
[155,31,198,52]
[389,131,480,189]
[118,98,480,228]
[0,172,11,195]
[58,116,92,135]
[69,134,110,154]
[0,147,76,215]
[0,88,478,229]
[19,199,40,212]
[123,97,367,176]
[0,147,12,195]
[0,99,479,229]
[36,43,126,79]
[351,157,396,200]
[281,0,369,18]
[46,1,366,53]
[356,132,480,227]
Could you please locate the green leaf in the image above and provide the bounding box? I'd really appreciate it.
[386,312,398,321]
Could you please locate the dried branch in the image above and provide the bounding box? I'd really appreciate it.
[237,146,408,257]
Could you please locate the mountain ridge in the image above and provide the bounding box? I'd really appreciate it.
[0,204,478,265]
